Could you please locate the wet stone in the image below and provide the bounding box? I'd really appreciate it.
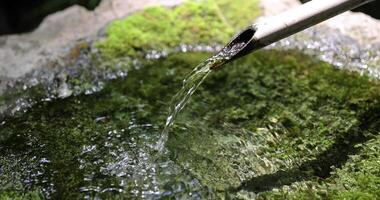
[0,50,380,199]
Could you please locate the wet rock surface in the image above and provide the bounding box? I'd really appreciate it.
[1,50,380,199]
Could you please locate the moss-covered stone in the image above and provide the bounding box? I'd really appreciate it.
[256,135,380,199]
[2,0,379,198]
[95,0,260,59]
[0,191,42,200]
[1,50,379,199]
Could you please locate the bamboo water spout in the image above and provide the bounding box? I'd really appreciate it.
[211,0,375,69]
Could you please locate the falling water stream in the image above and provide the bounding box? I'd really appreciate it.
[156,41,249,152]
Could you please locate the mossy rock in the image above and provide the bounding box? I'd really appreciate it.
[0,191,42,200]
[96,0,260,59]
[1,50,379,199]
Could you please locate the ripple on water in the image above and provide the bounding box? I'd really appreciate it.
[1,49,380,198]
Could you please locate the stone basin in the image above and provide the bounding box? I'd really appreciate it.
[0,0,380,199]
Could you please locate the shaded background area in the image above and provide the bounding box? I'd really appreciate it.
[0,0,102,35]
[351,0,380,19]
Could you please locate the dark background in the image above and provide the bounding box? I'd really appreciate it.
[0,0,101,35]
[0,0,378,36]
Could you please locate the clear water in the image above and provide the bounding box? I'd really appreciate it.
[1,50,379,199]
[156,62,211,152]
[157,42,247,152]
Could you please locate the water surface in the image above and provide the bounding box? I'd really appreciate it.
[158,39,250,152]
[1,50,380,199]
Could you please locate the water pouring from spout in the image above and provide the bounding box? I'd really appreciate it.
[155,34,254,152]
[157,0,374,152]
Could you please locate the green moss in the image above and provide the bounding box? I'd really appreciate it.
[95,0,260,59]
[0,191,42,200]
[213,0,261,29]
[330,136,380,200]
[1,50,379,198]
